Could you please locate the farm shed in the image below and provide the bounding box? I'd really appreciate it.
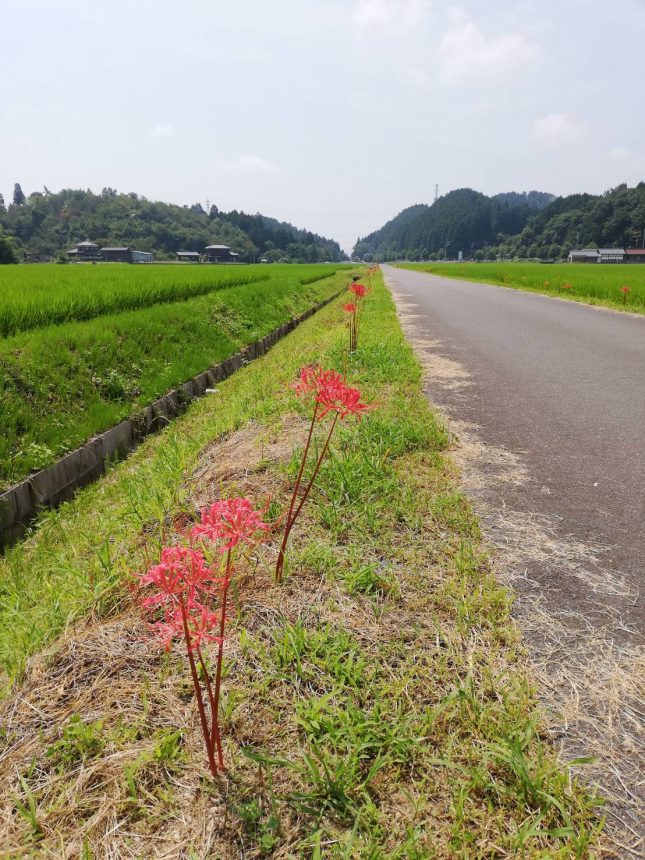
[176,251,201,262]
[567,248,626,263]
[103,247,154,263]
[624,249,645,263]
[204,244,237,263]
[597,248,626,263]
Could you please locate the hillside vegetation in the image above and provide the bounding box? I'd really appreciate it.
[354,183,645,262]
[0,187,346,263]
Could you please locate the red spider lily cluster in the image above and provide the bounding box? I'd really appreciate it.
[620,284,631,305]
[138,499,268,777]
[275,364,370,581]
[136,268,376,776]
[344,280,369,351]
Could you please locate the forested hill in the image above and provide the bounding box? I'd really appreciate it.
[353,184,645,261]
[0,187,346,263]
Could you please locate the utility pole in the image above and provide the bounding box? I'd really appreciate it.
[484,241,488,262]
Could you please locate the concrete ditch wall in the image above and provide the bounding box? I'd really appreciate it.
[0,290,342,550]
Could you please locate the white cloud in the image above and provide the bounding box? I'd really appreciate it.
[150,123,175,139]
[533,113,580,145]
[213,155,278,175]
[353,0,429,33]
[400,63,430,88]
[439,8,539,81]
[609,146,631,161]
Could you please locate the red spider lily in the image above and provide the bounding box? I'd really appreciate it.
[292,366,370,420]
[342,302,359,352]
[620,285,631,304]
[346,283,368,349]
[192,498,269,551]
[189,496,268,772]
[294,364,323,397]
[140,545,216,609]
[561,282,572,290]
[275,367,371,581]
[152,602,221,652]
[138,546,225,776]
[349,283,367,299]
[317,378,371,420]
[137,499,266,777]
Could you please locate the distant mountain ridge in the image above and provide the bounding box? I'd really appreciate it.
[353,184,645,261]
[0,187,347,263]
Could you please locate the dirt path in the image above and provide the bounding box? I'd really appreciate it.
[384,265,645,858]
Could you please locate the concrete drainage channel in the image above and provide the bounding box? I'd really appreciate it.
[0,290,343,550]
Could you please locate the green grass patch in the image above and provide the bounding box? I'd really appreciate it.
[400,261,645,313]
[0,264,350,488]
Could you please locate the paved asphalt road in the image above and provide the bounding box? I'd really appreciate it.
[382,265,645,632]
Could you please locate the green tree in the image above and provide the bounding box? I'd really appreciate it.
[474,249,485,261]
[0,231,18,263]
[13,183,26,206]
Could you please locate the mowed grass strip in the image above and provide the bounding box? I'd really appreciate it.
[0,273,603,857]
[0,265,349,488]
[401,261,645,313]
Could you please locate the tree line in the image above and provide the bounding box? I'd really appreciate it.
[353,184,645,261]
[0,185,346,264]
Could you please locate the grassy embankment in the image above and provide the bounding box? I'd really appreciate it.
[0,271,603,856]
[400,261,645,313]
[0,264,347,488]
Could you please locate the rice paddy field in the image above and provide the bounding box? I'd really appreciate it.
[0,265,273,337]
[400,261,645,312]
[0,263,352,489]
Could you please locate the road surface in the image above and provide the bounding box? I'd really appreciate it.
[383,264,644,630]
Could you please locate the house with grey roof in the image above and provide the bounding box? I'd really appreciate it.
[568,248,626,263]
[204,244,239,263]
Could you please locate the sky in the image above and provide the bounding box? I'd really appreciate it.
[1,0,644,253]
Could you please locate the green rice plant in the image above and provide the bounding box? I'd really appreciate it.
[0,265,352,488]
[0,264,277,337]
